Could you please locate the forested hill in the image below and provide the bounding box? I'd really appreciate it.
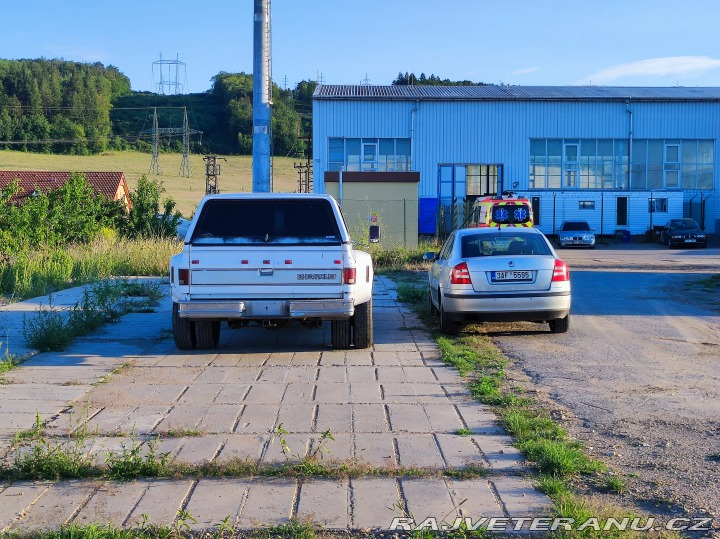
[0,59,479,157]
[0,59,316,158]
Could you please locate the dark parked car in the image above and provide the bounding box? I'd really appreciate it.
[659,218,707,248]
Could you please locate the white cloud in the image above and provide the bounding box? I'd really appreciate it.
[578,56,720,84]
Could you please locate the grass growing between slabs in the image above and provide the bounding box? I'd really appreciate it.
[390,272,682,538]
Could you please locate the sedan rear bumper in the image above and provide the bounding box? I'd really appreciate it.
[442,290,570,322]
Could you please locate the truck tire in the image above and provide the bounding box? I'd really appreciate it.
[172,302,196,350]
[352,299,373,349]
[195,320,220,349]
[331,319,352,349]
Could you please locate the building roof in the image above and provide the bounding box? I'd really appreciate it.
[314,84,720,102]
[0,171,130,206]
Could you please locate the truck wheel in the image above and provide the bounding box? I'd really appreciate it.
[352,299,373,349]
[195,320,220,349]
[331,319,352,349]
[172,302,196,350]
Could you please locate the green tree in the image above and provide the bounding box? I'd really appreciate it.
[126,176,182,238]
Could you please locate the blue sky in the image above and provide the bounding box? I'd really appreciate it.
[3,0,720,92]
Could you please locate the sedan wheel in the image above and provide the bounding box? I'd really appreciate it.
[549,315,570,334]
[439,300,459,336]
[428,290,438,315]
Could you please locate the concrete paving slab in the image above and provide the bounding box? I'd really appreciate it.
[422,404,466,433]
[345,351,373,366]
[184,478,250,529]
[0,482,51,531]
[353,433,397,467]
[261,434,310,463]
[352,403,389,433]
[319,351,346,366]
[256,367,290,383]
[372,352,402,366]
[223,368,265,384]
[435,434,488,469]
[446,479,504,518]
[315,404,352,433]
[213,384,251,404]
[285,367,318,383]
[281,382,315,403]
[346,366,376,383]
[472,435,527,471]
[376,366,407,383]
[297,479,348,529]
[349,382,383,403]
[125,479,195,528]
[244,383,287,404]
[314,383,351,404]
[395,434,445,468]
[276,404,315,432]
[290,352,321,366]
[72,481,146,527]
[237,478,297,528]
[234,404,279,434]
[235,353,271,366]
[491,476,552,518]
[174,434,225,463]
[197,404,243,434]
[403,366,439,383]
[266,353,294,366]
[176,384,222,405]
[386,403,433,433]
[351,477,402,530]
[9,480,97,532]
[316,366,347,383]
[380,383,417,403]
[313,431,352,463]
[400,477,459,525]
[212,434,266,464]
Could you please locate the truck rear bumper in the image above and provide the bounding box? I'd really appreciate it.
[176,299,354,320]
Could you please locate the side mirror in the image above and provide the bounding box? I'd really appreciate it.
[423,252,437,261]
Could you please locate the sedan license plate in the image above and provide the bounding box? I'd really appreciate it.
[491,270,532,282]
[685,239,696,243]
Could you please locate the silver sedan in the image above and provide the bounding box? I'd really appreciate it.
[425,228,571,335]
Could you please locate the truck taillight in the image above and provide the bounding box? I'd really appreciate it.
[552,259,569,282]
[178,268,190,286]
[450,262,471,284]
[344,268,356,285]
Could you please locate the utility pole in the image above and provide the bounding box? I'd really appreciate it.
[204,155,226,195]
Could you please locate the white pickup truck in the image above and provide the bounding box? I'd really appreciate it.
[169,193,374,350]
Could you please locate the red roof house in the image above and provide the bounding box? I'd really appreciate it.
[0,171,132,209]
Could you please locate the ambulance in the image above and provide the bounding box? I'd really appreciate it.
[469,193,534,228]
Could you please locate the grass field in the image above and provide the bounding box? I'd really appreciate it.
[0,150,305,217]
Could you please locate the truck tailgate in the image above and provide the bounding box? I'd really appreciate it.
[186,246,345,299]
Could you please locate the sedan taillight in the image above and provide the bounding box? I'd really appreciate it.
[450,262,472,285]
[552,259,569,282]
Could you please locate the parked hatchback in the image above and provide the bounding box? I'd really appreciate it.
[557,220,595,248]
[659,218,707,248]
[425,228,571,335]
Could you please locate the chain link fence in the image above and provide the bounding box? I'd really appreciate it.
[339,198,418,249]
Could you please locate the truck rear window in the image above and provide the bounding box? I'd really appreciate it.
[190,199,343,245]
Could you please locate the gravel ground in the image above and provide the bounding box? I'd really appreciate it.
[475,241,720,535]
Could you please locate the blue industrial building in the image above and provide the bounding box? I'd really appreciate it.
[312,85,720,236]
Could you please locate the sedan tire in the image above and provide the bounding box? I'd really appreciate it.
[439,300,460,336]
[549,315,570,334]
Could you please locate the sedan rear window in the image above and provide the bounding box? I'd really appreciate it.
[461,234,551,257]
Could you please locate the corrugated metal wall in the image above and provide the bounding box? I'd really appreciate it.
[313,97,720,233]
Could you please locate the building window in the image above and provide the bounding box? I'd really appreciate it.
[648,198,668,213]
[529,138,713,190]
[579,201,595,210]
[328,138,411,172]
